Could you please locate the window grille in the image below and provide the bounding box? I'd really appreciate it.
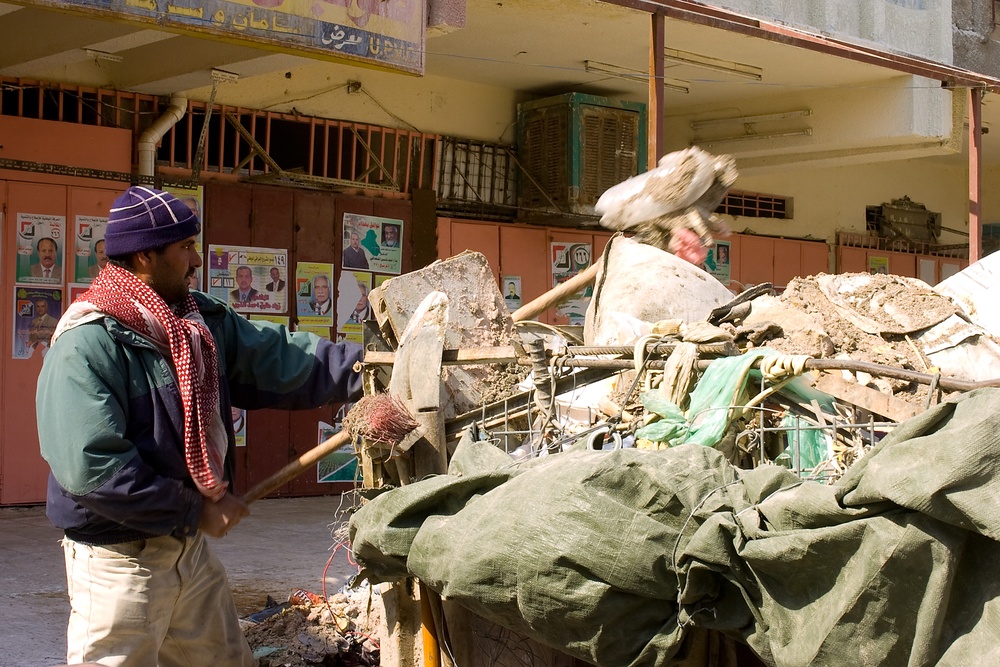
[437,136,516,219]
[716,190,791,219]
[160,101,437,193]
[0,77,159,135]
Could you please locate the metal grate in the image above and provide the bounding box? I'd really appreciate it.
[837,232,968,258]
[160,101,438,193]
[437,136,517,219]
[716,189,791,219]
[0,77,161,166]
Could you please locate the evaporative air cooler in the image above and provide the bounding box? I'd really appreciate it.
[516,92,647,218]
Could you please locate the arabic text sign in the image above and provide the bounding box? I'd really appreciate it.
[25,0,425,74]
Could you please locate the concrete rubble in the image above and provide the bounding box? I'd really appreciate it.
[323,149,1000,666]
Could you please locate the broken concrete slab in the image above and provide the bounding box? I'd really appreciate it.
[369,251,525,419]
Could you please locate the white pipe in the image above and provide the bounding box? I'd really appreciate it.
[138,95,187,178]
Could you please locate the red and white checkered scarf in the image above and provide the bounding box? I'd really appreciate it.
[54,264,228,501]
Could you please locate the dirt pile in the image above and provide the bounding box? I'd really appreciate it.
[244,587,382,667]
[745,273,962,401]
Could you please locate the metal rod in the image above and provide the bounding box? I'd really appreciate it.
[545,356,1000,393]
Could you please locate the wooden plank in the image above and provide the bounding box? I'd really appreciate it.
[365,346,520,367]
[810,372,922,423]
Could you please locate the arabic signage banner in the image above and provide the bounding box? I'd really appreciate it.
[25,0,425,74]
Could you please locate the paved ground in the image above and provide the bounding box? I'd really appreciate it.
[0,495,359,667]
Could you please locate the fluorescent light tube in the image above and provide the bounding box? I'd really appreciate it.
[585,60,689,94]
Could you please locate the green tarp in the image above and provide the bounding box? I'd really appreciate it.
[350,388,1000,666]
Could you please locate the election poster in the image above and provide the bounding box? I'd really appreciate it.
[336,271,372,336]
[207,245,287,314]
[341,213,402,275]
[16,213,66,285]
[230,408,247,447]
[502,275,522,310]
[67,283,89,303]
[703,240,731,284]
[299,324,332,340]
[296,262,335,327]
[12,286,63,360]
[316,412,357,483]
[249,314,290,329]
[74,215,109,283]
[551,241,593,325]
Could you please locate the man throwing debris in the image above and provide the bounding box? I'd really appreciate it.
[37,186,364,667]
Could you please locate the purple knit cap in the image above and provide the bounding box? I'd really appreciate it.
[105,186,201,256]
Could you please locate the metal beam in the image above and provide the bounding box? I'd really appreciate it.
[969,87,983,263]
[648,12,665,170]
[600,0,1000,93]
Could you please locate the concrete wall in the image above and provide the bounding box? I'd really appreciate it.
[720,158,970,246]
[952,0,1000,78]
[714,0,952,63]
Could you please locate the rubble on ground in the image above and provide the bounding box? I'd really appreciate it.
[242,586,381,667]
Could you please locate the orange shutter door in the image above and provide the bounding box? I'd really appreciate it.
[739,235,775,287]
[837,246,868,274]
[450,221,500,283]
[500,226,548,310]
[801,241,830,278]
[2,181,66,504]
[772,238,802,290]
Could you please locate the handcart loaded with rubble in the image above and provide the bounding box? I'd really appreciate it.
[334,148,1000,667]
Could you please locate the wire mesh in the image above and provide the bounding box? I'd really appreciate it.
[464,356,900,484]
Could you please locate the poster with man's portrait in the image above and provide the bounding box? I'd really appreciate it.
[502,275,522,310]
[74,215,109,283]
[207,245,287,314]
[230,407,246,447]
[164,184,205,252]
[12,286,63,360]
[16,213,66,285]
[341,213,403,275]
[296,262,335,326]
[337,271,372,336]
[551,242,592,325]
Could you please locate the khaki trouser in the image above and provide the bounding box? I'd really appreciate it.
[63,532,256,667]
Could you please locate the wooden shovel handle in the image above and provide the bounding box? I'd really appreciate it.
[511,262,599,323]
[240,429,353,504]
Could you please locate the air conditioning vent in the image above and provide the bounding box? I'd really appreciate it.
[580,106,639,207]
[517,93,646,218]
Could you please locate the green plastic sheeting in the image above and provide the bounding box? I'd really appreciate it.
[636,349,835,472]
[636,349,773,446]
[351,388,1000,666]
